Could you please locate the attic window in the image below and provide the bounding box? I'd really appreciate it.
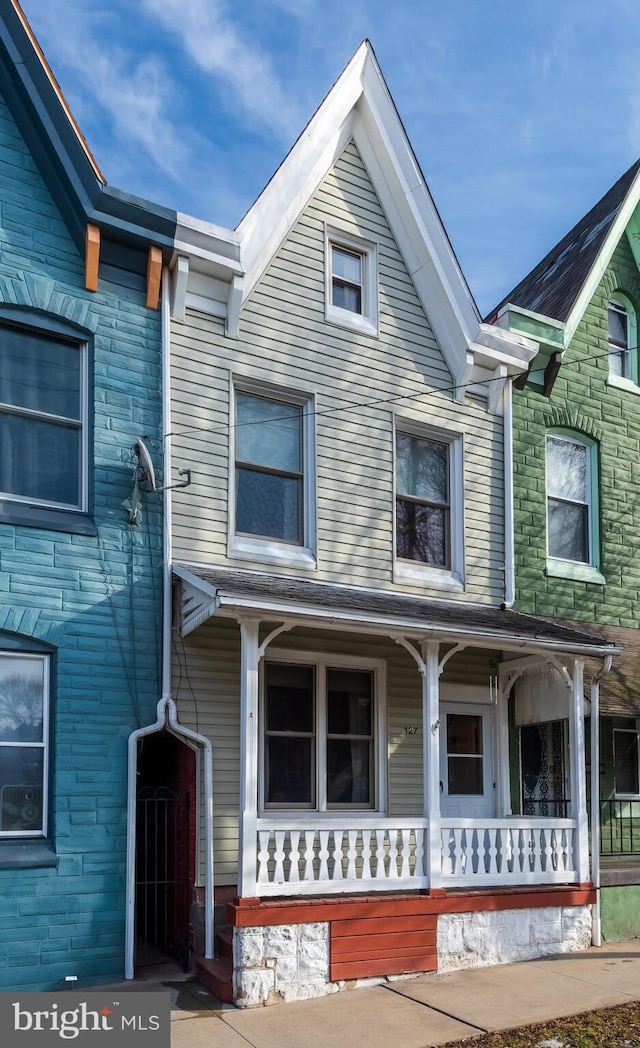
[325,228,378,336]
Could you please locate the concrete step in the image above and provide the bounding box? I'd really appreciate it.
[196,955,233,1004]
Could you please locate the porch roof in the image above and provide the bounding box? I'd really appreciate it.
[174,564,620,657]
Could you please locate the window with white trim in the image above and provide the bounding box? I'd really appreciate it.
[0,652,49,838]
[0,321,86,511]
[608,296,636,382]
[325,229,377,335]
[261,655,385,811]
[394,425,464,589]
[234,389,305,545]
[546,432,598,567]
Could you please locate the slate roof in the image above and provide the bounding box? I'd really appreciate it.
[487,159,640,324]
[179,566,618,654]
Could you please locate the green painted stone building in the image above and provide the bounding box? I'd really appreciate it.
[489,160,640,939]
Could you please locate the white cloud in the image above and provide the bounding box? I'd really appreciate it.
[22,0,198,184]
[140,0,304,142]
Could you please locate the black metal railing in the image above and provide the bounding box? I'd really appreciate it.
[521,798,570,818]
[599,799,640,856]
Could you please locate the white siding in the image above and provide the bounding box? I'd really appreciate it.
[171,141,505,604]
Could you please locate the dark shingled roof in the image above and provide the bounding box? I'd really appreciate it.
[487,159,640,324]
[181,566,618,653]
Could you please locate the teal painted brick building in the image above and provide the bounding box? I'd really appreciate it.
[489,159,640,939]
[0,4,176,988]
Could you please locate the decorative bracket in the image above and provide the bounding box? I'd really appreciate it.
[258,622,293,659]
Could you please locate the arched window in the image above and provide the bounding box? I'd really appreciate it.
[608,295,636,381]
[546,432,598,566]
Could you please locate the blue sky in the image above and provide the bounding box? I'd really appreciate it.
[19,0,640,316]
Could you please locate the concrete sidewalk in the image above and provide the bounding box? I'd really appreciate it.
[107,939,640,1047]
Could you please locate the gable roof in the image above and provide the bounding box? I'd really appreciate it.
[488,158,640,351]
[0,1,176,264]
[226,40,536,387]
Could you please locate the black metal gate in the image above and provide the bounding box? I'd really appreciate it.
[135,785,190,969]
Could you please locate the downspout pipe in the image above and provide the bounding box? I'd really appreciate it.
[503,376,515,608]
[590,653,613,948]
[125,268,214,981]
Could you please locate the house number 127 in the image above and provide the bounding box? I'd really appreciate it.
[404,726,417,735]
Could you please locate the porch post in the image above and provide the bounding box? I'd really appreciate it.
[568,658,590,883]
[238,618,260,898]
[422,640,441,889]
[496,682,512,816]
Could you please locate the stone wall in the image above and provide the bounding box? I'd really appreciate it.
[437,905,592,972]
[233,922,340,1007]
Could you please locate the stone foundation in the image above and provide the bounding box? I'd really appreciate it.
[233,922,340,1007]
[437,904,592,972]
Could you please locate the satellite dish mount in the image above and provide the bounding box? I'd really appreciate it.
[129,439,191,525]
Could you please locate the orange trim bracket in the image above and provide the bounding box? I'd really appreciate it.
[85,223,100,292]
[146,246,162,310]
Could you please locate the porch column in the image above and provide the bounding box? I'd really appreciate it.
[496,682,512,816]
[238,618,260,898]
[422,640,441,889]
[568,658,590,883]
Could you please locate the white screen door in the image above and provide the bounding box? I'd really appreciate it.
[440,703,494,818]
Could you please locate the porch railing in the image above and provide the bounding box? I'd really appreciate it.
[440,817,579,887]
[600,800,640,856]
[256,818,429,896]
[254,815,581,896]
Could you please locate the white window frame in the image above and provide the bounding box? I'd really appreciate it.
[613,723,640,799]
[259,649,387,815]
[544,431,604,585]
[228,378,316,569]
[0,651,49,839]
[0,322,88,513]
[607,294,638,390]
[325,227,378,337]
[393,416,464,591]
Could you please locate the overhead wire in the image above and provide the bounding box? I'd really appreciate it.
[164,342,632,444]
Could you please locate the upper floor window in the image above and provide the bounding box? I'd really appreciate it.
[325,228,378,336]
[235,391,303,544]
[546,433,598,566]
[608,295,637,384]
[396,431,450,567]
[0,321,86,512]
[0,651,49,838]
[230,385,315,568]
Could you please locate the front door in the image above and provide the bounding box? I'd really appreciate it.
[440,703,494,818]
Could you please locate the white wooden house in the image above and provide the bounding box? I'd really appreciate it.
[130,42,618,1005]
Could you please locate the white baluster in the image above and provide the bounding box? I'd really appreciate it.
[302,830,314,883]
[318,830,330,881]
[487,827,498,876]
[257,830,272,886]
[388,828,399,879]
[362,829,373,880]
[414,827,424,880]
[273,830,286,884]
[399,828,411,880]
[373,829,385,879]
[542,828,554,873]
[531,828,542,874]
[454,827,465,876]
[288,830,301,883]
[347,830,358,882]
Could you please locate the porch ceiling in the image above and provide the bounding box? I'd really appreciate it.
[174,564,620,657]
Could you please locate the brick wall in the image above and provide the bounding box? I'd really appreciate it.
[0,93,162,989]
[513,234,640,627]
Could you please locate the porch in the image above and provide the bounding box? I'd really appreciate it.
[174,567,619,903]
